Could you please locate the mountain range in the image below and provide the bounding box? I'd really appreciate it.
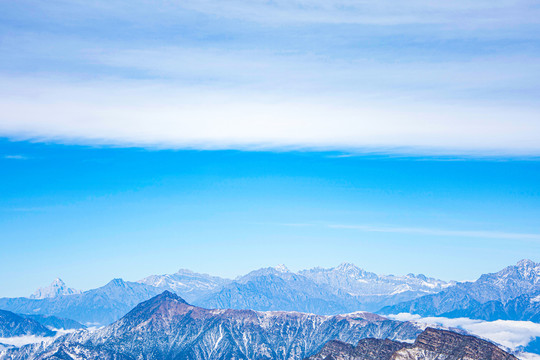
[1,260,539,328]
[0,292,517,360]
[0,279,163,326]
[146,263,453,314]
[139,269,230,303]
[380,259,540,321]
[0,263,454,326]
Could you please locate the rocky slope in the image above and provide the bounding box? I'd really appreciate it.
[306,327,517,360]
[306,338,408,360]
[0,310,55,338]
[380,259,540,321]
[1,291,422,360]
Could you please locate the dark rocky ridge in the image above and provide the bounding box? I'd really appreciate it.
[306,338,409,360]
[412,327,516,360]
[306,327,517,360]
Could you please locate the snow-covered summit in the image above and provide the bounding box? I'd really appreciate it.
[29,278,81,299]
[299,263,452,297]
[274,264,291,273]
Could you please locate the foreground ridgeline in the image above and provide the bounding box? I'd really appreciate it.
[306,327,517,360]
[1,291,420,360]
[0,292,517,360]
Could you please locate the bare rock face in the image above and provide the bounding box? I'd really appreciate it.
[307,327,517,360]
[305,341,356,360]
[308,338,409,360]
[393,327,517,360]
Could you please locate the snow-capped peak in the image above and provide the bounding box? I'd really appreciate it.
[516,259,537,270]
[29,278,81,299]
[274,264,290,273]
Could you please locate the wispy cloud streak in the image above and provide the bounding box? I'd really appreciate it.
[329,224,540,241]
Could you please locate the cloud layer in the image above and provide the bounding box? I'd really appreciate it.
[328,224,540,241]
[388,313,540,354]
[1,0,539,155]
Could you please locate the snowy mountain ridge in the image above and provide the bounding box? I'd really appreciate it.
[0,291,422,360]
[380,259,540,322]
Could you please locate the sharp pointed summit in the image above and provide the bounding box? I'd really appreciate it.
[120,290,189,324]
[29,278,81,299]
[152,290,186,303]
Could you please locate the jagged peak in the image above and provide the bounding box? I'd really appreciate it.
[51,278,66,285]
[335,262,362,272]
[516,259,537,268]
[29,278,80,299]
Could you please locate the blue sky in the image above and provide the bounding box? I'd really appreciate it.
[0,1,540,296]
[1,139,540,297]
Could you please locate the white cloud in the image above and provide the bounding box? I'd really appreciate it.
[520,353,540,360]
[2,1,539,155]
[0,335,51,347]
[388,313,540,351]
[1,75,540,155]
[328,224,540,241]
[55,0,540,27]
[3,155,28,160]
[0,330,78,349]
